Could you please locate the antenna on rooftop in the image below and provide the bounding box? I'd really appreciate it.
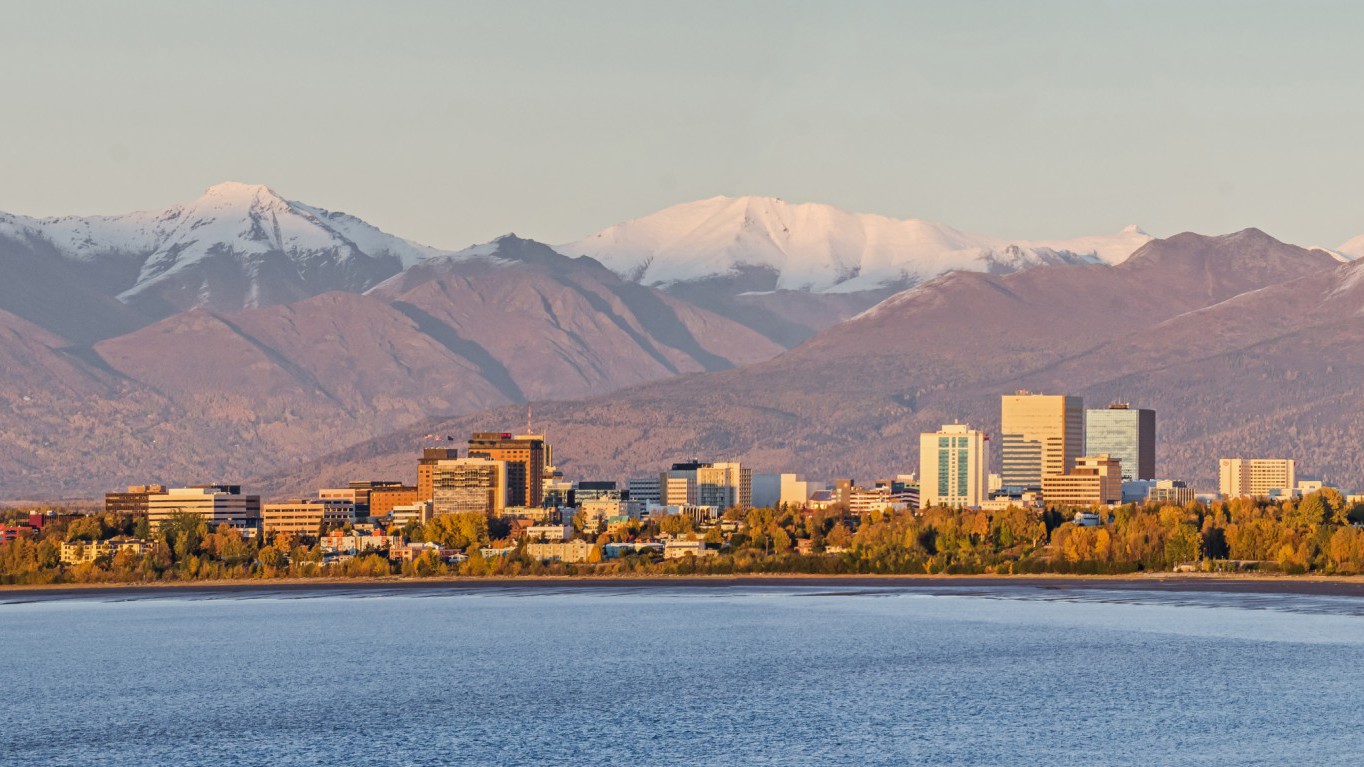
[526,401,533,435]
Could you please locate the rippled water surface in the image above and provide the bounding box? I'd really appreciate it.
[3,583,1363,766]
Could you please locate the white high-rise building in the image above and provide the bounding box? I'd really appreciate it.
[919,424,989,509]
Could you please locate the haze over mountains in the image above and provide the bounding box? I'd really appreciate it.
[2,182,1362,497]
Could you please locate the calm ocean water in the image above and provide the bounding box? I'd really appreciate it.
[3,583,1363,766]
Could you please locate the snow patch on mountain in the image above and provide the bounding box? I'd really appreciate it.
[557,196,1153,293]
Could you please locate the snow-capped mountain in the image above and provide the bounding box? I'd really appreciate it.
[0,182,447,317]
[557,195,1153,293]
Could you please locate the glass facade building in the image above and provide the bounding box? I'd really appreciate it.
[1084,405,1156,481]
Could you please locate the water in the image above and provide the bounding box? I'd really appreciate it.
[3,583,1363,766]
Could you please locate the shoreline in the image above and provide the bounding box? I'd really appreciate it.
[6,571,1364,602]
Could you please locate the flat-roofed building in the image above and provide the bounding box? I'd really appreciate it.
[1147,480,1196,505]
[919,423,990,509]
[390,501,434,528]
[468,432,549,508]
[261,499,355,536]
[752,473,811,509]
[104,485,167,516]
[147,486,261,532]
[525,539,593,563]
[59,537,149,565]
[1085,404,1156,481]
[432,457,508,515]
[1041,455,1123,507]
[368,485,418,518]
[695,462,752,510]
[418,448,460,502]
[1219,458,1296,498]
[1001,392,1084,487]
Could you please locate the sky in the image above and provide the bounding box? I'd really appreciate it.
[2,0,1363,250]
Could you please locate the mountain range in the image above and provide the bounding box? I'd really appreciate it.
[2,183,1362,498]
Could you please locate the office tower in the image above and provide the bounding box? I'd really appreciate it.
[432,457,508,515]
[418,448,460,502]
[146,485,261,532]
[626,476,661,505]
[468,432,548,508]
[918,424,989,509]
[1000,391,1084,487]
[574,481,621,503]
[1219,458,1296,498]
[695,462,752,510]
[1085,404,1156,480]
[1041,455,1124,507]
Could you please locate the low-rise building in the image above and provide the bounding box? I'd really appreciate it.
[389,501,434,527]
[59,538,149,565]
[1041,455,1123,507]
[525,539,594,563]
[261,499,355,536]
[0,524,37,543]
[388,541,464,564]
[319,530,402,554]
[525,524,573,541]
[663,538,716,559]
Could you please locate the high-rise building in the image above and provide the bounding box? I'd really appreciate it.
[432,457,508,515]
[1085,404,1156,481]
[695,462,752,510]
[1041,455,1124,507]
[147,485,261,532]
[468,432,548,508]
[104,484,167,516]
[418,448,460,502]
[1000,392,1084,487]
[1219,459,1296,498]
[918,424,989,509]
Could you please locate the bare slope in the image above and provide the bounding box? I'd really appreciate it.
[262,229,1343,495]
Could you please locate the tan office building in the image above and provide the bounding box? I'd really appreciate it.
[1041,455,1123,507]
[1001,392,1084,487]
[432,457,508,515]
[147,486,261,532]
[919,424,990,509]
[1219,458,1296,498]
[261,499,355,536]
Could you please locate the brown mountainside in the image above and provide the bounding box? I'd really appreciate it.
[261,229,1349,496]
[0,238,783,497]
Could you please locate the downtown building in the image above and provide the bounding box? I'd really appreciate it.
[467,432,549,508]
[1085,404,1156,481]
[146,485,261,532]
[1000,392,1084,488]
[432,457,509,515]
[1218,458,1296,499]
[1040,455,1124,507]
[918,424,990,509]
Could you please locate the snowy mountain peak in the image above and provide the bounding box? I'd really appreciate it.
[0,183,449,317]
[558,196,1155,293]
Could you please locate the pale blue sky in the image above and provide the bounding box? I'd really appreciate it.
[2,0,1362,249]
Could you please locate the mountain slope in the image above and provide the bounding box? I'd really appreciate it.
[263,229,1344,495]
[0,236,784,497]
